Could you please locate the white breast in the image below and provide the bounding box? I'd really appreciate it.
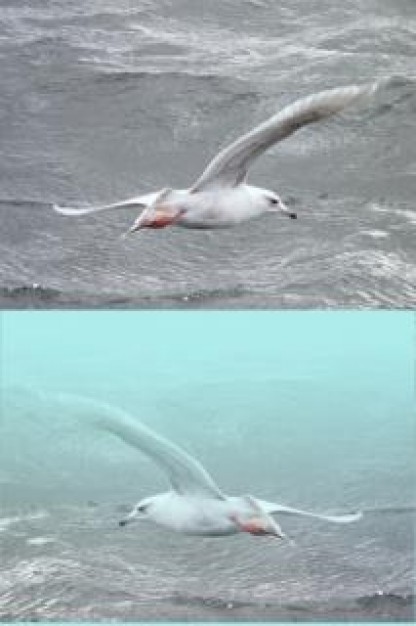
[178,185,264,229]
[149,493,237,536]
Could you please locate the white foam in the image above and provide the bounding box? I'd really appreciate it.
[0,511,49,533]
[26,536,56,546]
[361,229,390,239]
[369,202,416,226]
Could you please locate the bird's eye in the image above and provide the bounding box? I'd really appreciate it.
[269,197,278,205]
[137,503,149,513]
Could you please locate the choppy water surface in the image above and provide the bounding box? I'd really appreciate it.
[0,312,414,620]
[0,0,415,308]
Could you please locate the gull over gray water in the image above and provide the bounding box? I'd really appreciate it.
[53,83,378,234]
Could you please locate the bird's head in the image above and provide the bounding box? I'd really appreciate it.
[264,192,297,220]
[118,497,155,527]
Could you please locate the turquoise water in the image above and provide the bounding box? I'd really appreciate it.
[0,312,414,620]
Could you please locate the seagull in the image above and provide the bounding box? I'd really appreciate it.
[53,83,377,233]
[94,401,362,539]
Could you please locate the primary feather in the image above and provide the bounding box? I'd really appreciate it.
[192,83,378,192]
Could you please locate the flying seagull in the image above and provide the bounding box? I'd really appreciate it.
[53,83,377,233]
[95,402,362,538]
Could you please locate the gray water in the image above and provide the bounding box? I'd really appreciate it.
[0,0,416,308]
[0,312,415,620]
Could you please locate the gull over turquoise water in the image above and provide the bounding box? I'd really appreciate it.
[0,312,414,620]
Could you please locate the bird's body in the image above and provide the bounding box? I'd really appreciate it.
[53,83,378,233]
[146,185,290,230]
[132,492,241,537]
[76,396,363,540]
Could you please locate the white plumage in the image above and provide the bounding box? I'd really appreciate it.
[53,83,377,233]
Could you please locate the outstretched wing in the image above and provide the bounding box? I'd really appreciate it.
[192,83,377,192]
[52,191,162,216]
[257,499,362,524]
[85,397,225,500]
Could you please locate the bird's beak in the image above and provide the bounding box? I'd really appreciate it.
[278,199,297,220]
[118,509,138,527]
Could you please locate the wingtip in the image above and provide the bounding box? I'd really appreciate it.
[52,203,74,216]
[333,82,377,108]
[325,509,363,523]
[346,510,364,523]
[52,203,91,216]
[326,81,379,116]
[362,80,380,98]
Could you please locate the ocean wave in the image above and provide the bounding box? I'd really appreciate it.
[0,284,64,305]
[0,510,49,533]
[0,582,412,621]
[0,282,251,309]
[169,590,415,619]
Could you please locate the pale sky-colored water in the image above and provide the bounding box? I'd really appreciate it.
[0,312,414,619]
